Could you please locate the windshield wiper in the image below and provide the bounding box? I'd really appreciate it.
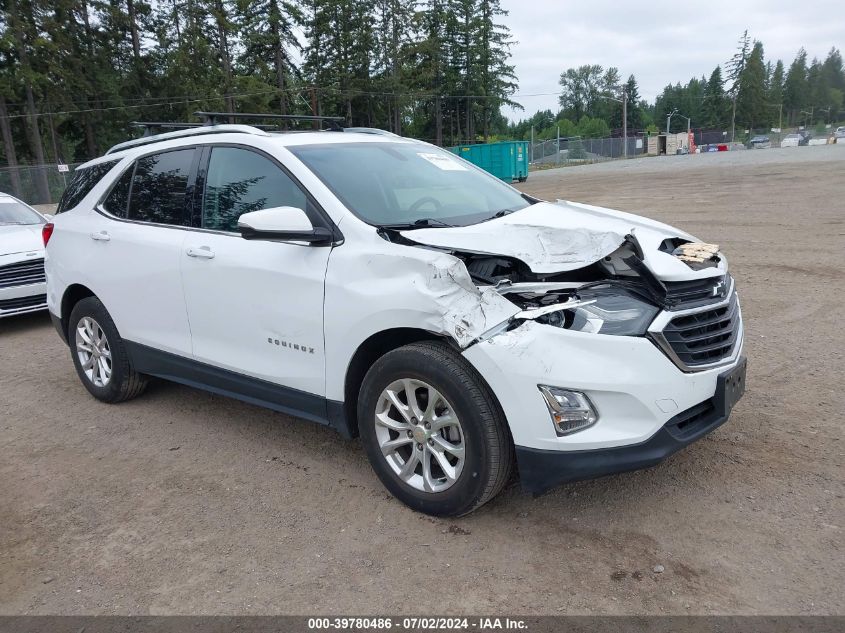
[484,207,520,222]
[379,218,455,230]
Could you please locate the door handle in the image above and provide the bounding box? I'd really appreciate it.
[186,246,215,259]
[90,231,110,242]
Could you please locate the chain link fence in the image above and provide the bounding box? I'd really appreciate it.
[0,163,80,206]
[529,136,645,167]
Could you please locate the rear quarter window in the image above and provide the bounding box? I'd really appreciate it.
[102,165,134,218]
[57,160,119,213]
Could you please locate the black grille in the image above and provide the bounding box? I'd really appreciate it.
[661,292,740,367]
[0,293,47,311]
[665,399,718,441]
[664,275,728,310]
[0,258,46,289]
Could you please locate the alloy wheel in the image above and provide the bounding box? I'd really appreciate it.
[75,316,112,387]
[374,378,466,493]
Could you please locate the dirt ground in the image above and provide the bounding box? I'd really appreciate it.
[1,145,843,615]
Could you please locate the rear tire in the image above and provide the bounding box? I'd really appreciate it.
[358,341,513,516]
[68,297,148,403]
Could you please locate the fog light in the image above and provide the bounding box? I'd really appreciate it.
[538,386,598,436]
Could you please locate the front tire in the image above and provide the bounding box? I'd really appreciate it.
[358,341,513,516]
[68,297,148,403]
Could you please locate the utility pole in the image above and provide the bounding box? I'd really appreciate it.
[765,103,783,143]
[530,126,534,164]
[556,125,560,166]
[800,107,814,129]
[666,109,677,135]
[600,87,629,157]
[47,108,66,190]
[730,94,737,142]
[309,86,318,130]
[622,85,628,158]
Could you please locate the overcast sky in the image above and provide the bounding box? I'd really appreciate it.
[499,0,844,121]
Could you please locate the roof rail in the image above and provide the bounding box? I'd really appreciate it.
[132,122,203,137]
[105,124,269,155]
[343,126,400,137]
[195,111,346,131]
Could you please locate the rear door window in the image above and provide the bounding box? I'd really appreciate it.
[202,147,307,232]
[127,149,195,226]
[57,159,119,213]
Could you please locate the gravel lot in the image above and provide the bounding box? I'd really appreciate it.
[1,145,843,615]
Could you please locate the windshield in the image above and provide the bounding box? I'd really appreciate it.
[0,199,44,225]
[290,142,531,227]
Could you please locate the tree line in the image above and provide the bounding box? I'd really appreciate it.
[655,34,844,136]
[2,3,844,205]
[510,36,844,143]
[0,0,518,201]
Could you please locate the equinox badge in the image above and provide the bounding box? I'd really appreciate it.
[268,337,315,354]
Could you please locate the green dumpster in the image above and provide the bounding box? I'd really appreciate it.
[447,141,529,182]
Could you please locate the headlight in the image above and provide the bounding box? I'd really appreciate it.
[539,288,659,336]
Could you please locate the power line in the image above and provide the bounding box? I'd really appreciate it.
[1,86,563,120]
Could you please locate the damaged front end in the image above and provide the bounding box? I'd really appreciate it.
[376,198,737,377]
[363,200,745,494]
[420,233,726,353]
[467,234,668,341]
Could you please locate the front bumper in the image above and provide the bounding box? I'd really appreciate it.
[463,317,745,453]
[0,283,47,318]
[515,356,746,494]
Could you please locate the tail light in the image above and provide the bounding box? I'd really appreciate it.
[42,223,54,246]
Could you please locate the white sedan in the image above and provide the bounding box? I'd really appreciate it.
[0,192,49,318]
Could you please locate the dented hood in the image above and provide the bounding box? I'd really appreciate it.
[401,200,723,281]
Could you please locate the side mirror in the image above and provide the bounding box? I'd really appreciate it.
[238,206,333,244]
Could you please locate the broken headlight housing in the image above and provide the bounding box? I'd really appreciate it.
[540,288,659,336]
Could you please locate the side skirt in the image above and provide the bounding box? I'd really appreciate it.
[124,341,354,438]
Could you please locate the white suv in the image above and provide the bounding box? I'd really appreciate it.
[44,122,746,516]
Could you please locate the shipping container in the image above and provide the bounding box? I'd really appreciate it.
[448,141,529,182]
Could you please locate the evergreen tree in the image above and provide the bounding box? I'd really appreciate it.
[4,0,51,202]
[783,48,809,124]
[702,66,728,128]
[476,0,518,140]
[767,60,785,127]
[725,29,751,140]
[819,48,844,124]
[624,74,642,130]
[238,0,303,117]
[820,48,844,94]
[410,0,448,145]
[372,0,413,133]
[806,58,824,124]
[736,41,766,132]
